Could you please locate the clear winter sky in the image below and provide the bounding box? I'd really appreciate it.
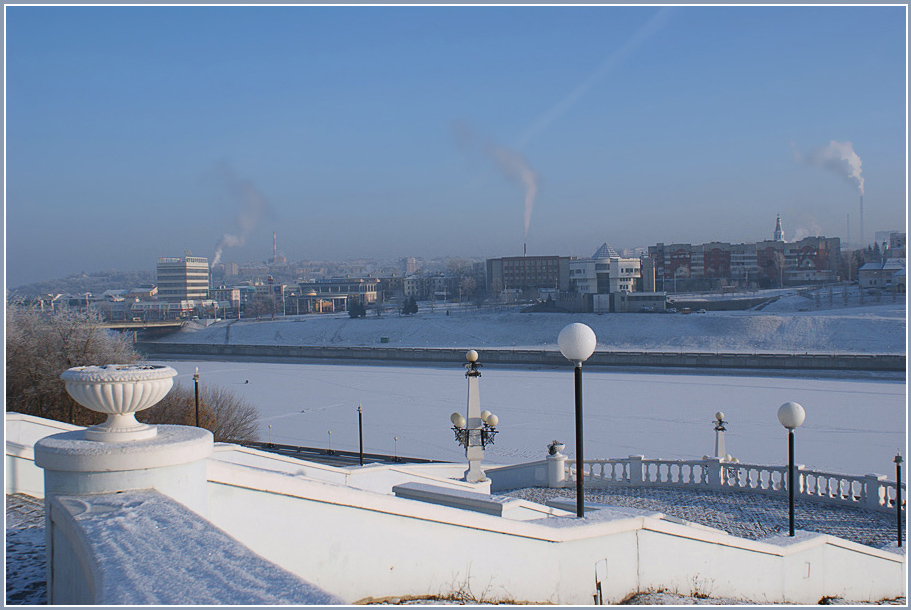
[4,4,907,287]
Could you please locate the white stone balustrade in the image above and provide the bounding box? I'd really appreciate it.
[561,456,904,514]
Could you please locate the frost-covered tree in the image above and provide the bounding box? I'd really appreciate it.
[141,382,259,443]
[6,304,259,440]
[5,306,139,425]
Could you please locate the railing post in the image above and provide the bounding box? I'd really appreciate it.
[546,449,568,489]
[863,474,888,510]
[628,455,644,485]
[705,457,723,489]
[796,464,806,495]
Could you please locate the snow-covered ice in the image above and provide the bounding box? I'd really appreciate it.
[156,359,905,479]
[151,296,906,477]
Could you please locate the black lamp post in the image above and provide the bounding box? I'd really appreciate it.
[193,367,200,428]
[777,401,806,536]
[558,323,597,518]
[358,404,364,466]
[895,452,903,547]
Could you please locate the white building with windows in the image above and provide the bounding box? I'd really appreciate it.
[569,243,648,312]
[156,256,210,302]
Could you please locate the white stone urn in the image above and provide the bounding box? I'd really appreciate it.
[60,364,178,442]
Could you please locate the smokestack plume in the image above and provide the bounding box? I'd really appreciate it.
[453,121,540,238]
[211,163,270,267]
[794,140,865,195]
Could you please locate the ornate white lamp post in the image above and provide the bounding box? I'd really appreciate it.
[777,401,806,536]
[714,411,727,460]
[558,323,597,518]
[60,364,178,442]
[450,350,498,483]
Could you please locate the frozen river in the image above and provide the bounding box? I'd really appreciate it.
[157,358,906,479]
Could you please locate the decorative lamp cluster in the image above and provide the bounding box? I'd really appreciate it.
[450,408,499,449]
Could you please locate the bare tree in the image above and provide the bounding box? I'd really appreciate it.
[460,276,477,301]
[140,382,259,443]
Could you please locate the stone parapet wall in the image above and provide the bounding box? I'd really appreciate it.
[136,342,905,372]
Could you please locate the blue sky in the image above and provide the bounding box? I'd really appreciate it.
[5,5,907,286]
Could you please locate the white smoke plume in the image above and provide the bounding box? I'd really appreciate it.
[794,140,865,195]
[791,222,823,242]
[487,144,538,237]
[453,122,539,237]
[211,163,270,267]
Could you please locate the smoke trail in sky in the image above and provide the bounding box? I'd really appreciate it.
[454,122,539,237]
[516,7,675,148]
[487,144,538,238]
[794,140,865,195]
[212,163,270,266]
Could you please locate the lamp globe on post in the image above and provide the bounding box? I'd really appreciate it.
[558,323,597,518]
[777,401,806,536]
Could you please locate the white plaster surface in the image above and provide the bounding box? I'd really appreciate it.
[34,425,211,471]
[48,490,343,605]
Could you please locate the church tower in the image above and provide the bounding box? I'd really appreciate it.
[774,214,784,242]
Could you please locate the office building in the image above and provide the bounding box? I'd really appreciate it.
[156,257,210,302]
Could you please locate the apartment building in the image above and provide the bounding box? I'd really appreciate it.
[156,256,209,302]
[485,256,573,294]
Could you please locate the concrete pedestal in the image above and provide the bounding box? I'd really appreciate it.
[546,453,567,488]
[35,425,213,517]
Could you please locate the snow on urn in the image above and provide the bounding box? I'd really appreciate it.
[60,364,178,442]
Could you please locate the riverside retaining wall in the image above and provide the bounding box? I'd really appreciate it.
[136,342,905,372]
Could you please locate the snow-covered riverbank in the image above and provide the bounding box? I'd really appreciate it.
[158,296,906,355]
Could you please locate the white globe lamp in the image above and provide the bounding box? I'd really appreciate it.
[558,323,597,365]
[777,401,806,430]
[777,400,806,536]
[557,323,597,518]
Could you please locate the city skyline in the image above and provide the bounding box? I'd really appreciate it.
[5,5,907,287]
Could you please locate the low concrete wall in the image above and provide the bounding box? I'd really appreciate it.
[205,456,906,604]
[9,414,906,605]
[136,342,905,372]
[5,413,81,498]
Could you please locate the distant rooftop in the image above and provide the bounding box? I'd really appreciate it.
[592,242,620,259]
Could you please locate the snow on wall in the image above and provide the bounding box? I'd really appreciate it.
[46,490,344,605]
